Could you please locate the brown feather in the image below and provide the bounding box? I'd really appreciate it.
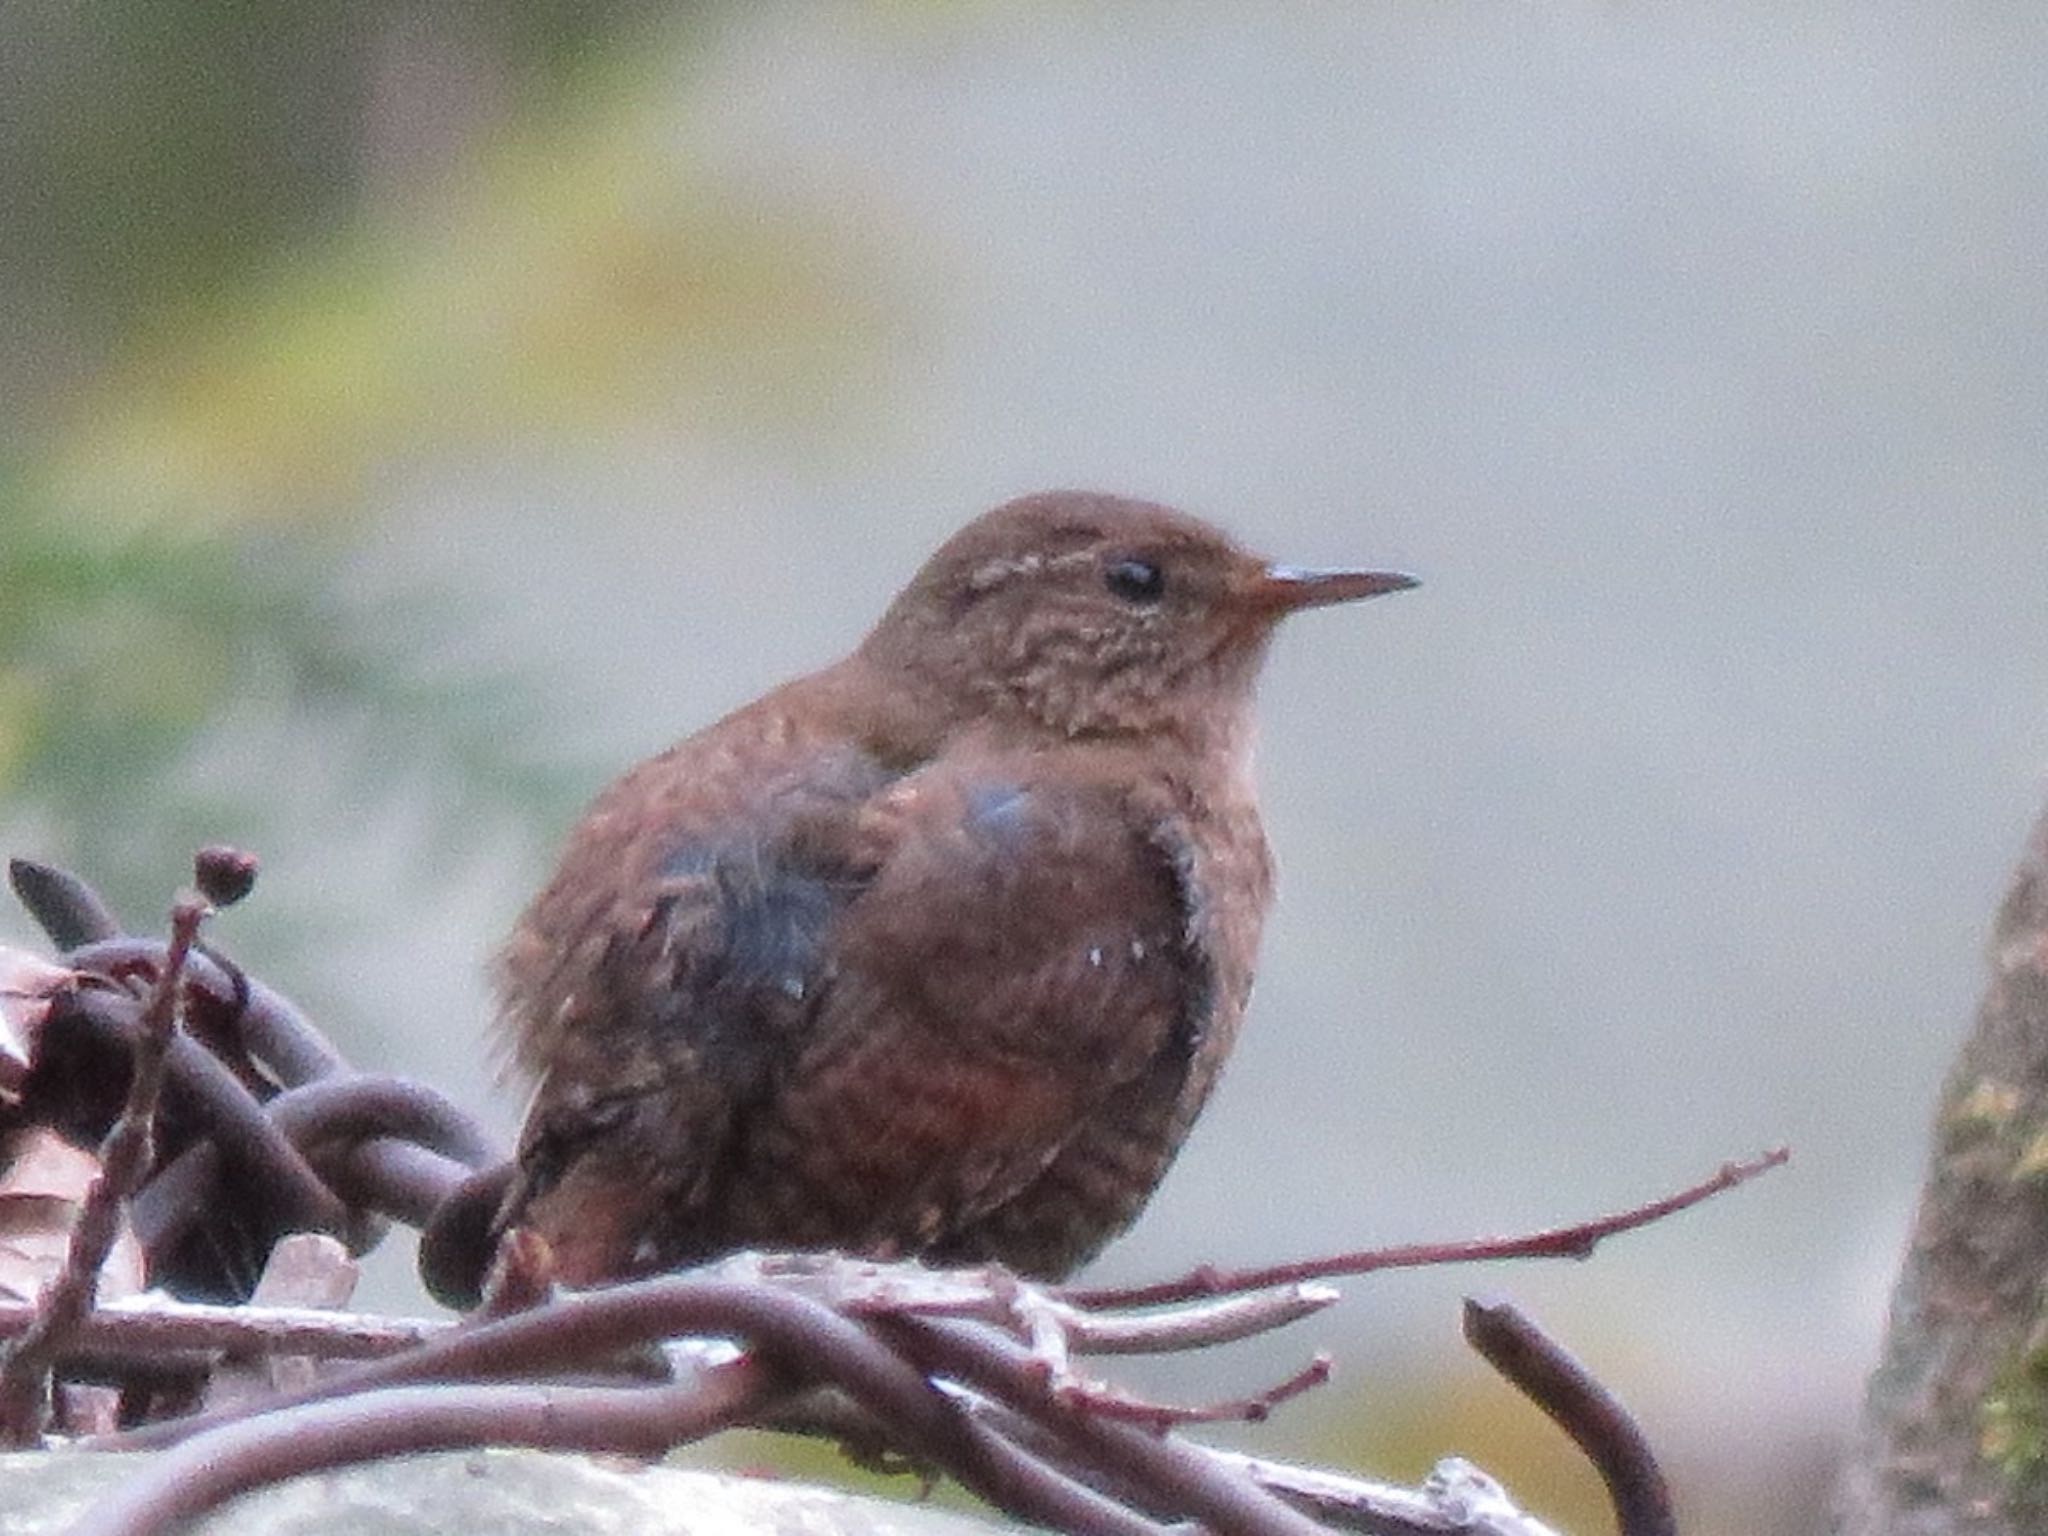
[449,491,1410,1303]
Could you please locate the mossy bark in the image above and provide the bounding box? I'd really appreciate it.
[1835,808,2048,1535]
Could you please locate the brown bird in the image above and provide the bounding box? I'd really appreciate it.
[443,491,1413,1304]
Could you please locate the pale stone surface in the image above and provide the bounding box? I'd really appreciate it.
[1,1448,1021,1536]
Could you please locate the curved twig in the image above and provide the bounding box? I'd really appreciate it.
[326,1139,473,1227]
[1463,1296,1675,1536]
[264,1075,500,1172]
[62,939,348,1089]
[9,859,123,949]
[128,1076,494,1260]
[101,1277,1184,1536]
[1057,1352,1333,1430]
[202,964,349,1087]
[104,1275,981,1449]
[416,1161,517,1310]
[60,992,350,1254]
[65,1361,770,1536]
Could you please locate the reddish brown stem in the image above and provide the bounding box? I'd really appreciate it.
[1065,1146,1789,1309]
[1063,1351,1333,1429]
[0,892,211,1442]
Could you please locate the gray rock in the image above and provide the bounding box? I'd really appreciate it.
[1,1448,1023,1536]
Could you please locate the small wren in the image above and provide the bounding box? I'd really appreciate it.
[445,491,1413,1303]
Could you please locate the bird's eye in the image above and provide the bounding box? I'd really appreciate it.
[1103,558,1166,605]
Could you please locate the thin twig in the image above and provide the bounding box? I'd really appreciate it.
[0,1270,1325,1419]
[885,1315,1329,1536]
[1060,1351,1333,1429]
[87,1272,1302,1536]
[1066,1147,1790,1308]
[86,1263,1334,1447]
[703,1252,1336,1353]
[1463,1296,1675,1536]
[0,891,210,1442]
[1070,1285,1338,1355]
[0,1295,447,1363]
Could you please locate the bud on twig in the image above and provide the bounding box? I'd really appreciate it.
[193,846,260,909]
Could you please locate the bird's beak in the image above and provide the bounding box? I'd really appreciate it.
[1248,564,1419,614]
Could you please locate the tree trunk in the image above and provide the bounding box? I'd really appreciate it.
[1834,806,2048,1535]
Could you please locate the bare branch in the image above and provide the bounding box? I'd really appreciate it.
[0,855,1750,1536]
[0,887,210,1441]
[1057,1351,1333,1429]
[0,1293,446,1363]
[1066,1146,1790,1308]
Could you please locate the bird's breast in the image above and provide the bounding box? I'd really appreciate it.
[1161,777,1273,1028]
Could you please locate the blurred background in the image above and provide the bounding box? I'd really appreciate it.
[4,5,2046,1532]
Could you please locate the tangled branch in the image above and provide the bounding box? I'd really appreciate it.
[0,854,1785,1536]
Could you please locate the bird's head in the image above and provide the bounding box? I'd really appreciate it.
[858,491,1415,748]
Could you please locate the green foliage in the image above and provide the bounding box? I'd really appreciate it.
[27,29,880,535]
[1983,1339,2048,1517]
[0,467,577,924]
[0,0,878,929]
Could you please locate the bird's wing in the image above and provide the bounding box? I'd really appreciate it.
[501,737,899,1286]
[505,743,1201,1285]
[706,758,1204,1265]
